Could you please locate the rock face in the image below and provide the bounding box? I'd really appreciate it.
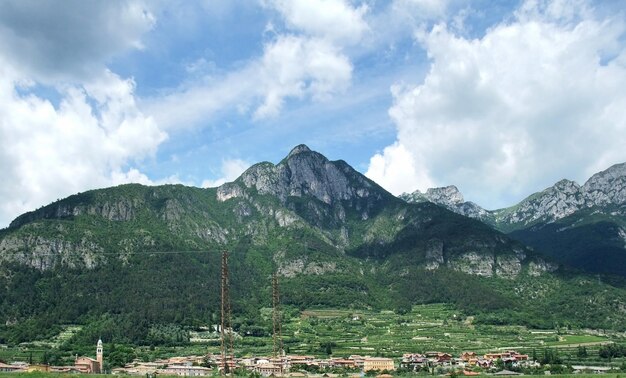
[582,163,626,207]
[400,163,626,277]
[218,144,383,206]
[400,186,490,220]
[217,144,390,232]
[10,198,140,228]
[0,234,103,270]
[494,179,585,226]
[495,163,626,228]
[401,162,626,229]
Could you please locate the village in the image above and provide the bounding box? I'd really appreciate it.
[108,350,540,377]
[1,342,549,377]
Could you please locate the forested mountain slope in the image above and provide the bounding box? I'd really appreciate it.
[1,145,626,346]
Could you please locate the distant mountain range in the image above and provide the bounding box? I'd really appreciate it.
[1,145,626,346]
[400,163,626,276]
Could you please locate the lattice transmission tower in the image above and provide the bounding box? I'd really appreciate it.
[272,272,284,374]
[220,250,234,375]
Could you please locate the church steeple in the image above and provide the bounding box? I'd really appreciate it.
[96,338,103,373]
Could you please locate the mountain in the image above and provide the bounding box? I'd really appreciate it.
[400,163,626,276]
[1,145,626,347]
[399,186,491,221]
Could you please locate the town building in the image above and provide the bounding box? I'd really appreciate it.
[158,365,212,376]
[363,357,394,372]
[0,362,26,373]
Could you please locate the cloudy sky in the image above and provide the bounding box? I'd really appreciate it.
[1,0,625,227]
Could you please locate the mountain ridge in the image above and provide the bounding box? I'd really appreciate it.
[401,162,626,228]
[1,145,626,346]
[400,162,626,276]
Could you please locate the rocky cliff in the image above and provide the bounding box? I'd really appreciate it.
[400,162,626,277]
[401,163,626,230]
[400,186,490,221]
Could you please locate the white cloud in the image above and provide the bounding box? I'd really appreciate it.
[201,159,251,188]
[367,0,626,209]
[392,0,449,20]
[0,68,168,227]
[147,1,360,128]
[366,142,435,194]
[0,0,155,83]
[254,35,352,118]
[0,1,167,227]
[263,0,369,44]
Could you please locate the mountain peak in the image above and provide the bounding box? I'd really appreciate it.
[287,144,312,159]
[400,186,490,220]
[582,162,626,207]
[425,185,464,206]
[217,145,390,207]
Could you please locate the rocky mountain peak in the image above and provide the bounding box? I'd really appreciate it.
[217,145,387,206]
[400,186,490,221]
[494,179,585,226]
[553,179,581,192]
[494,164,626,228]
[400,162,626,229]
[582,162,626,206]
[287,144,312,158]
[425,185,464,207]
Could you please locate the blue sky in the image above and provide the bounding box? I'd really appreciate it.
[1,0,626,227]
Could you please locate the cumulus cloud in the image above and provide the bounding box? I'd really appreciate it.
[0,68,167,226]
[201,159,251,188]
[264,0,369,44]
[0,0,155,83]
[366,0,626,209]
[392,0,450,20]
[254,35,352,118]
[147,0,365,128]
[0,1,167,227]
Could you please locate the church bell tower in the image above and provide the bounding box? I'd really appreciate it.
[96,338,103,373]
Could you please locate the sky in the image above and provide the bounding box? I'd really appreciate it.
[1,0,626,227]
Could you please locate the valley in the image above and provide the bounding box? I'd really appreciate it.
[1,304,626,374]
[1,146,626,376]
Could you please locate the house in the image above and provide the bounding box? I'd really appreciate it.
[476,360,493,369]
[288,355,315,366]
[437,353,454,365]
[461,352,477,361]
[0,362,26,373]
[348,355,365,369]
[400,354,428,370]
[256,363,283,377]
[363,357,395,372]
[484,353,502,361]
[329,358,356,369]
[158,365,212,376]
